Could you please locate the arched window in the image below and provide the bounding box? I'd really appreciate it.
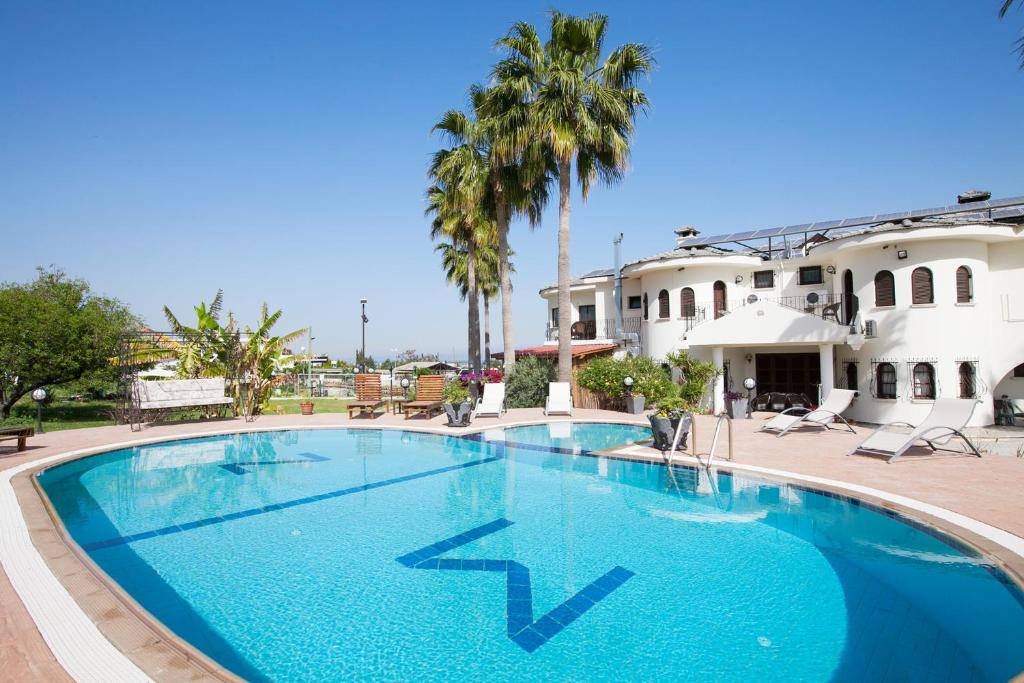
[657,289,670,319]
[713,281,727,319]
[642,293,649,321]
[912,363,935,399]
[874,271,895,307]
[680,287,695,318]
[958,362,976,399]
[845,362,858,392]
[912,267,933,305]
[956,266,973,304]
[876,362,897,399]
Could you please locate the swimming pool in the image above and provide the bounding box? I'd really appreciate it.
[38,424,1024,681]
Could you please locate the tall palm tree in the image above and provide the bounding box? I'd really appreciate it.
[437,237,510,368]
[426,173,490,373]
[493,12,652,381]
[435,87,551,372]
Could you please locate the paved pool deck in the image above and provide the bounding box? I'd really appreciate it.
[1,408,1022,681]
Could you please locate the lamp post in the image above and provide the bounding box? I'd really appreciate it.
[743,377,756,419]
[31,388,47,434]
[400,377,410,398]
[360,298,368,372]
[623,375,640,414]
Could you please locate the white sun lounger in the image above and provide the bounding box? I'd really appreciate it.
[848,398,982,463]
[473,382,506,419]
[544,382,573,416]
[759,389,858,437]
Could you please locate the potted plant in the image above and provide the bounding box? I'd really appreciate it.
[442,381,472,427]
[649,397,692,451]
[724,390,747,419]
[299,377,314,415]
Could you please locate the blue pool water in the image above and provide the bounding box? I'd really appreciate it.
[38,424,1024,682]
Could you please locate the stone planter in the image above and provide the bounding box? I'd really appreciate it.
[625,394,646,414]
[444,401,472,427]
[299,401,314,416]
[727,398,749,419]
[649,413,691,451]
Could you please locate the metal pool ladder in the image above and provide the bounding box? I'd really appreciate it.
[667,413,733,469]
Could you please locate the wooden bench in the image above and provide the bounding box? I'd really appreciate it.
[133,378,233,420]
[0,426,34,452]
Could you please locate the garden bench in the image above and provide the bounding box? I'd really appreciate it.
[133,378,233,419]
[0,426,34,452]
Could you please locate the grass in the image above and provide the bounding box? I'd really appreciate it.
[0,397,355,433]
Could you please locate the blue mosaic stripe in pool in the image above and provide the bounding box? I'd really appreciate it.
[396,518,634,653]
[220,451,330,475]
[81,454,504,552]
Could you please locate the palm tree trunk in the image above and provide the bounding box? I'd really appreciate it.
[467,236,482,374]
[556,158,573,383]
[483,296,491,368]
[496,197,515,371]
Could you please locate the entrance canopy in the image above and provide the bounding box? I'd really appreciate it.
[684,300,850,348]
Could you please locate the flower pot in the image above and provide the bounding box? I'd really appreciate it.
[727,398,749,419]
[625,394,646,414]
[444,401,472,427]
[649,413,691,451]
[299,401,314,416]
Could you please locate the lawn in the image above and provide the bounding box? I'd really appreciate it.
[0,397,354,433]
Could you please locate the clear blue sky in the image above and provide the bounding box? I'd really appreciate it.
[2,1,1022,361]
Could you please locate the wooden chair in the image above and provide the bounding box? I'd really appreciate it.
[347,374,387,418]
[404,375,445,419]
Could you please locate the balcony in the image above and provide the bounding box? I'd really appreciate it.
[650,294,859,334]
[546,317,644,342]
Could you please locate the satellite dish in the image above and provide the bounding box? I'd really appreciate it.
[746,294,759,304]
[806,292,820,304]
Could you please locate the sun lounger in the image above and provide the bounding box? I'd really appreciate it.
[473,382,505,419]
[544,382,573,416]
[347,374,387,418]
[848,397,982,463]
[759,389,857,437]
[404,375,445,419]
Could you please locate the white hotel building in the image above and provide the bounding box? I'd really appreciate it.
[539,192,1024,426]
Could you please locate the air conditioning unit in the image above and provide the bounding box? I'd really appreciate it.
[805,290,829,306]
[864,320,878,338]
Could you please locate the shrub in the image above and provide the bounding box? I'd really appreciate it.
[577,355,675,405]
[504,355,556,408]
[665,349,721,410]
[443,380,470,404]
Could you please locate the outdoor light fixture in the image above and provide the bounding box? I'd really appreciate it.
[745,353,753,363]
[743,377,756,419]
[743,377,756,391]
[734,275,743,284]
[826,265,837,274]
[31,388,47,434]
[359,298,369,372]
[400,376,410,398]
[897,250,908,260]
[623,375,635,392]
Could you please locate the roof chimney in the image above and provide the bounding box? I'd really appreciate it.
[674,225,700,238]
[957,189,991,204]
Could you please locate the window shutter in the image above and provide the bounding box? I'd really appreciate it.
[955,266,972,303]
[643,294,649,320]
[681,288,695,317]
[658,290,670,319]
[874,271,895,307]
[911,268,933,304]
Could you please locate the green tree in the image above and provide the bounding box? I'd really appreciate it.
[493,11,652,381]
[239,303,307,415]
[0,268,137,418]
[504,354,556,408]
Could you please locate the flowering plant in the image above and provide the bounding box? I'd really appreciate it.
[459,369,503,385]
[724,390,745,401]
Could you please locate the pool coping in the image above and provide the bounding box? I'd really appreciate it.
[4,417,1024,682]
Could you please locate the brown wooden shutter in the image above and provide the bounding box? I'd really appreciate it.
[658,290,670,318]
[643,293,649,320]
[681,288,695,317]
[955,266,972,303]
[874,271,895,307]
[911,268,933,304]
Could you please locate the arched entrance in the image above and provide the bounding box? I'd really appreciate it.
[713,281,727,319]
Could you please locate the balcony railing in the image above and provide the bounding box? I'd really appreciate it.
[546,317,646,342]
[638,293,859,334]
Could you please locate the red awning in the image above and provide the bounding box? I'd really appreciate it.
[493,343,617,360]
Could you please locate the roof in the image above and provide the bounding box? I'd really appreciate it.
[674,194,1024,250]
[539,268,615,293]
[624,243,735,268]
[393,361,460,373]
[493,343,617,360]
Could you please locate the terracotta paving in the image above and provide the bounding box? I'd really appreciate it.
[1,408,1022,681]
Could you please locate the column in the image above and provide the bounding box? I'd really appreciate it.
[819,343,834,404]
[712,346,725,415]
